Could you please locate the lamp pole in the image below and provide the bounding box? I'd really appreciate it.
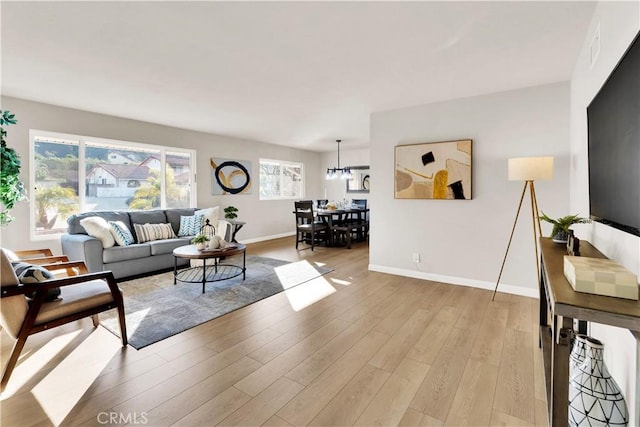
[492,157,553,301]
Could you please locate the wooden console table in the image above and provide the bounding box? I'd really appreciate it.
[539,237,640,426]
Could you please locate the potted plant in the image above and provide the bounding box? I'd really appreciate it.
[540,212,590,243]
[191,234,209,250]
[224,206,238,220]
[0,110,26,227]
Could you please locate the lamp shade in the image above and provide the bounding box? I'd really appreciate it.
[508,156,554,181]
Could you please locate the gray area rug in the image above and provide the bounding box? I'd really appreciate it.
[100,255,333,349]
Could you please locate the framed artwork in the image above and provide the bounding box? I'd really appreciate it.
[395,139,472,199]
[210,158,252,195]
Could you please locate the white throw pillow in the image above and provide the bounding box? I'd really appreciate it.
[80,216,116,248]
[195,206,220,234]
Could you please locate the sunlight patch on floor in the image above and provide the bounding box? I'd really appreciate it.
[120,307,151,337]
[1,329,82,399]
[283,277,336,311]
[329,277,352,286]
[274,260,336,311]
[32,327,120,426]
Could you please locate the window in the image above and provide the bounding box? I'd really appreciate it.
[259,159,304,200]
[30,131,196,239]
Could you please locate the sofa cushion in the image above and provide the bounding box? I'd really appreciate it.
[129,210,167,225]
[134,223,177,243]
[177,214,204,237]
[68,211,132,235]
[80,216,116,248]
[129,210,168,243]
[109,221,136,246]
[148,238,191,256]
[103,244,151,264]
[165,208,198,235]
[196,206,220,231]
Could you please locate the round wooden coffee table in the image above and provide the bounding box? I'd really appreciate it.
[173,243,246,293]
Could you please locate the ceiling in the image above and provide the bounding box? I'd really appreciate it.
[1,1,596,152]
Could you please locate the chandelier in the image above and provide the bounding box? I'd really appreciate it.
[326,139,351,180]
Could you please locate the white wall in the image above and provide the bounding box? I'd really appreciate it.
[0,96,323,251]
[369,82,571,297]
[569,1,639,422]
[321,148,370,203]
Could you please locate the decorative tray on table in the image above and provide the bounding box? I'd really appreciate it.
[200,244,238,253]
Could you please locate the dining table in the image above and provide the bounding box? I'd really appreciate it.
[315,207,366,225]
[315,207,370,246]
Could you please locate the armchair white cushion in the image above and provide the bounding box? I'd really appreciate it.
[0,250,28,339]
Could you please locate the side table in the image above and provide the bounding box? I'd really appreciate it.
[227,219,246,243]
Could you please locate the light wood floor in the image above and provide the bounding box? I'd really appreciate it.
[1,237,548,426]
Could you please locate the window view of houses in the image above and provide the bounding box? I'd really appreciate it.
[33,136,193,236]
[259,159,303,199]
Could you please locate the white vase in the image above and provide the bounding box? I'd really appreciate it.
[195,242,205,251]
[568,336,629,426]
[569,334,589,379]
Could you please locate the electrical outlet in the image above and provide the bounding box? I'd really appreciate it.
[413,253,420,263]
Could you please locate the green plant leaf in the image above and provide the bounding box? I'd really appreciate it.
[540,211,590,237]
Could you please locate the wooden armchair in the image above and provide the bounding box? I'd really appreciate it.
[0,249,127,392]
[11,248,75,276]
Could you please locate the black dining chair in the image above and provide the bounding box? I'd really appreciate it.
[294,201,329,251]
[348,199,369,243]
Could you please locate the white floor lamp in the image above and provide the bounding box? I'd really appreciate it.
[492,156,554,301]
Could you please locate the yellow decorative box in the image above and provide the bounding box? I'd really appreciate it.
[563,256,638,300]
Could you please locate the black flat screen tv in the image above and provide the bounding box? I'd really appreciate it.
[587,30,640,237]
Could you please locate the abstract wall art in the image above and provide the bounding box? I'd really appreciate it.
[395,139,472,199]
[210,158,252,195]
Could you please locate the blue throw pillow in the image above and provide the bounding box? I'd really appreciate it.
[109,220,135,246]
[177,214,204,237]
[12,262,61,301]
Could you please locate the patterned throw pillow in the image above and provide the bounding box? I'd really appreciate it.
[177,214,204,237]
[12,262,61,301]
[134,223,177,243]
[109,221,135,246]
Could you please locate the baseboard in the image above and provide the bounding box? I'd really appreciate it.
[368,264,539,299]
[240,231,296,245]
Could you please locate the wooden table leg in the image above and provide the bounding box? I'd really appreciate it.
[550,314,572,427]
[231,223,244,243]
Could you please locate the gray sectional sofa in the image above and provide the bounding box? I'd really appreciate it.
[61,208,229,279]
